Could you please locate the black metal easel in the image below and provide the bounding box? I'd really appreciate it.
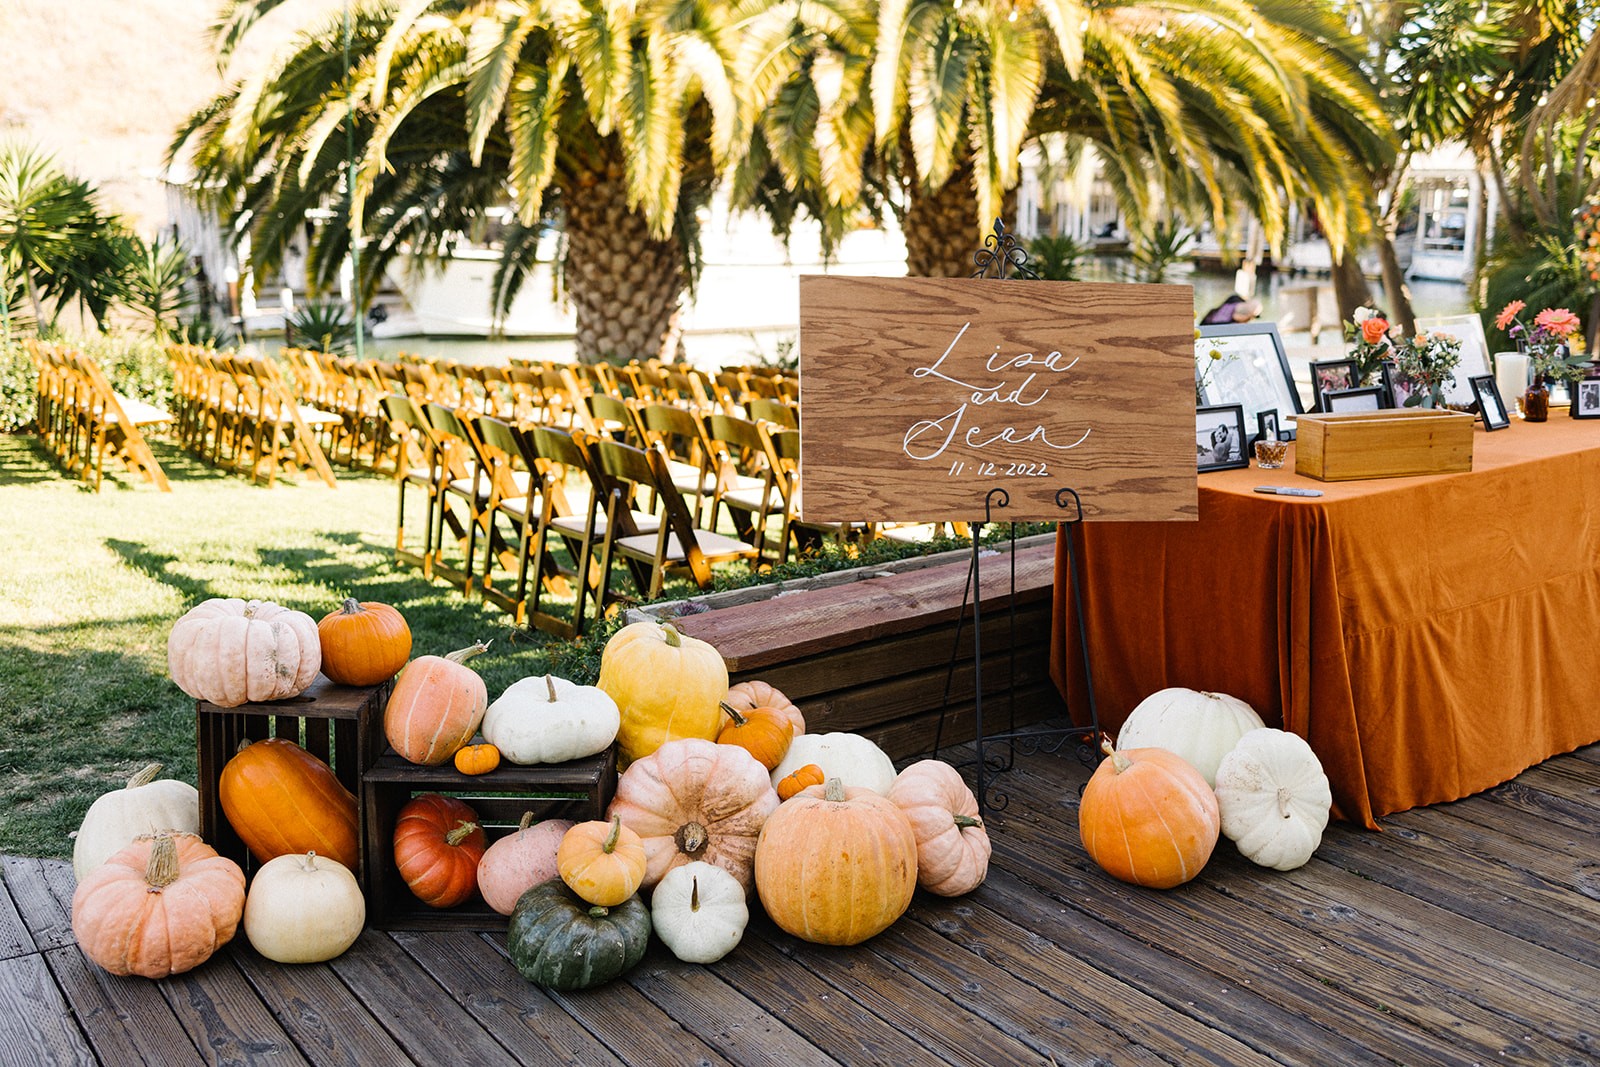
[929,220,1103,818]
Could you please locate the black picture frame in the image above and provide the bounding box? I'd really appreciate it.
[1196,404,1250,472]
[1254,408,1281,448]
[1379,360,1399,408]
[1308,358,1360,412]
[1323,386,1385,413]
[1572,378,1600,420]
[1469,375,1510,430]
[1196,323,1303,440]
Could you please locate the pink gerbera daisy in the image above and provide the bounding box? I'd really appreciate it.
[1534,307,1581,337]
[1495,300,1525,331]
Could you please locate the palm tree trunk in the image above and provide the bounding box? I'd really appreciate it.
[563,161,684,362]
[1376,235,1413,335]
[903,155,983,278]
[1330,245,1374,326]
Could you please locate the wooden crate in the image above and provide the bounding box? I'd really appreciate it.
[195,675,387,885]
[361,748,617,930]
[1294,408,1474,482]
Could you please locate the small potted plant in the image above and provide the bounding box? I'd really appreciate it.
[1495,302,1586,421]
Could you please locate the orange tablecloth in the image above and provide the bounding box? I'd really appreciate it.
[1050,418,1600,828]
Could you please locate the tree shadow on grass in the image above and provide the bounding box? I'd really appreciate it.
[0,434,78,487]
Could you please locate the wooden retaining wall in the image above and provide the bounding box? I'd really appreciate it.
[668,539,1066,759]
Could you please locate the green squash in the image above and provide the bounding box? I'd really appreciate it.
[507,878,652,991]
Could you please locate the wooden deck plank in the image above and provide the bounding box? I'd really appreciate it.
[0,864,35,963]
[1476,778,1600,837]
[479,934,736,1067]
[327,932,521,1067]
[1413,792,1600,866]
[1,857,74,952]
[625,944,844,1067]
[392,930,627,1067]
[160,955,313,1066]
[1512,759,1600,809]
[0,954,95,1067]
[231,944,414,1067]
[710,926,962,1067]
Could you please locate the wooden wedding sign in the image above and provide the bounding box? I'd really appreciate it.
[799,275,1198,522]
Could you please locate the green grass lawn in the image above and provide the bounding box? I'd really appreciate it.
[0,433,634,860]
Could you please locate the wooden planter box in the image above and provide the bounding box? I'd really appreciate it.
[1295,409,1474,481]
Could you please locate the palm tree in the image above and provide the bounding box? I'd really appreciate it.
[180,0,742,361]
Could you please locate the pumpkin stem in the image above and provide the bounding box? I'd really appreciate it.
[676,821,709,857]
[145,833,180,890]
[339,597,364,615]
[660,622,683,648]
[126,763,163,789]
[954,814,983,829]
[587,905,611,918]
[1100,737,1131,774]
[1276,787,1294,820]
[234,739,252,756]
[300,851,318,871]
[823,777,847,802]
[518,812,536,833]
[445,820,480,847]
[545,675,558,702]
[602,815,622,854]
[719,701,748,727]
[445,640,491,665]
[690,875,701,913]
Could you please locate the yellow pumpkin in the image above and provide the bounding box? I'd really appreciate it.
[597,621,727,764]
[557,817,647,907]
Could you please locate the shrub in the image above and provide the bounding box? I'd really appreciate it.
[0,338,36,432]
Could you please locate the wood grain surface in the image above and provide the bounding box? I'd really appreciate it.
[799,275,1198,521]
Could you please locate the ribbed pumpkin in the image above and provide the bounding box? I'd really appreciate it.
[72,833,245,979]
[1079,738,1220,889]
[557,817,647,907]
[477,814,575,916]
[887,760,991,897]
[597,621,726,764]
[607,738,779,894]
[508,878,652,991]
[219,738,359,870]
[1214,728,1333,872]
[716,702,793,771]
[754,778,918,945]
[393,794,487,908]
[453,743,501,776]
[722,680,805,737]
[384,641,490,765]
[1116,687,1267,787]
[776,764,824,801]
[167,598,320,707]
[317,598,412,686]
[72,763,200,881]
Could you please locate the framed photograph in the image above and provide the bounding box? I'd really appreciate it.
[1415,314,1493,407]
[1324,386,1385,413]
[1308,358,1360,412]
[1470,374,1510,430]
[1255,408,1281,447]
[1196,404,1249,472]
[1573,378,1600,420]
[1379,360,1401,408]
[1196,323,1302,440]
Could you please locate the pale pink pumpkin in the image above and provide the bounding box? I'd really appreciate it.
[477,814,575,915]
[887,759,991,896]
[167,598,321,707]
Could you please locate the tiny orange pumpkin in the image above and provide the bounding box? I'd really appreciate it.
[454,743,501,776]
[776,763,825,801]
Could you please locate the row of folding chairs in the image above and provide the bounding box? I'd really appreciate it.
[26,341,172,492]
[167,345,340,487]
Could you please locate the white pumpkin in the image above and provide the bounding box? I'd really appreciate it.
[242,852,365,963]
[482,675,620,765]
[1115,687,1266,787]
[651,861,748,964]
[72,764,200,881]
[1214,728,1332,871]
[167,598,321,707]
[770,733,896,795]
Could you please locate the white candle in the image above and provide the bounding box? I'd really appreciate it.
[1495,352,1529,413]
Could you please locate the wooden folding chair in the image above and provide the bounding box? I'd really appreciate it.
[704,413,783,544]
[459,414,536,604]
[747,396,799,429]
[60,348,172,491]
[588,435,760,603]
[422,403,486,592]
[635,402,718,526]
[379,394,438,575]
[755,421,873,564]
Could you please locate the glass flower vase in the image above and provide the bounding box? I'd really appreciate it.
[1523,376,1550,422]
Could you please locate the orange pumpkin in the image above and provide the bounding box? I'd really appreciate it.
[557,816,647,907]
[776,763,824,801]
[384,641,490,765]
[716,702,793,771]
[722,680,805,737]
[72,832,245,978]
[219,738,359,870]
[453,743,501,776]
[1079,738,1220,889]
[317,598,412,686]
[393,794,487,908]
[754,777,918,945]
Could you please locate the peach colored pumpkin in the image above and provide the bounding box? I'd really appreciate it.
[1079,738,1220,889]
[887,760,991,896]
[607,738,779,894]
[72,832,245,978]
[722,680,805,737]
[477,813,575,916]
[384,641,490,765]
[754,778,918,946]
[167,598,320,707]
